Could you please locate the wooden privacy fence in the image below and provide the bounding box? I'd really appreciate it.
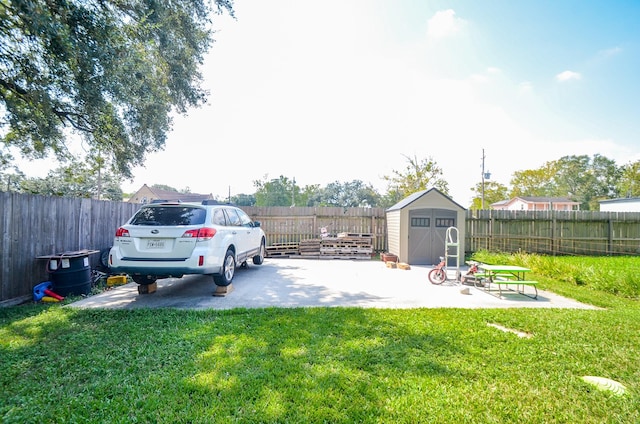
[0,192,139,305]
[467,210,640,256]
[4,193,640,305]
[241,206,388,252]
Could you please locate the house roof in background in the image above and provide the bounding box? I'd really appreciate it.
[134,184,213,202]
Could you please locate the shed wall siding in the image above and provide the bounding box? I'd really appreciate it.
[386,210,401,256]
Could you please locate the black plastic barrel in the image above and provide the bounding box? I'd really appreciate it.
[49,255,92,297]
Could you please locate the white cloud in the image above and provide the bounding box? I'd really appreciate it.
[597,46,622,59]
[518,81,534,95]
[556,70,582,82]
[426,10,467,39]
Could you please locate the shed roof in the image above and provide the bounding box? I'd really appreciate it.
[599,197,640,205]
[387,188,466,212]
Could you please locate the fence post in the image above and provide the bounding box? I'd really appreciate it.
[488,209,494,252]
[607,216,613,255]
[551,212,556,256]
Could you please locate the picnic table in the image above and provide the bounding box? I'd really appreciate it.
[476,264,538,299]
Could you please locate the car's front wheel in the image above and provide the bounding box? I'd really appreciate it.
[253,240,266,265]
[214,249,236,286]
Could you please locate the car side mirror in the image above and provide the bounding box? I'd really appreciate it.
[253,221,261,227]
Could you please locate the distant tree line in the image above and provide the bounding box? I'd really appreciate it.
[471,154,639,210]
[238,153,640,210]
[1,154,638,210]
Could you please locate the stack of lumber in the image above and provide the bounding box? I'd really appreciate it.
[319,233,373,259]
[266,234,374,259]
[299,239,321,256]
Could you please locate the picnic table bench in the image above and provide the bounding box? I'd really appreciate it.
[476,264,538,299]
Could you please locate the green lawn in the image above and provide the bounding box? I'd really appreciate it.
[1,252,639,423]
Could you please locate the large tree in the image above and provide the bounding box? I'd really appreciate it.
[17,159,122,200]
[616,160,640,198]
[508,154,621,210]
[509,162,558,198]
[470,180,509,210]
[0,0,234,177]
[550,154,619,210]
[253,175,296,207]
[382,154,449,202]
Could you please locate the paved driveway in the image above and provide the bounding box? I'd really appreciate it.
[69,258,598,310]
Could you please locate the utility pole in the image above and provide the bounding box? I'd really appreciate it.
[481,149,486,209]
[291,177,296,207]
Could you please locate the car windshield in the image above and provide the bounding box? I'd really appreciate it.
[130,206,206,226]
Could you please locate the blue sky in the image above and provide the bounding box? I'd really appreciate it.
[19,1,640,206]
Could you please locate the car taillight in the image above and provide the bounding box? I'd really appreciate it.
[115,227,130,237]
[182,228,216,241]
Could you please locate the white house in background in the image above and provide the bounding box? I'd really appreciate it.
[599,198,640,212]
[491,196,580,211]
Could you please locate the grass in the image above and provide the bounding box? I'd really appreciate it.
[1,253,639,423]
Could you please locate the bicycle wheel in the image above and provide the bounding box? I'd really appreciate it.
[428,268,446,285]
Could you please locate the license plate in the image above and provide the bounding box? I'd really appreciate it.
[146,239,165,249]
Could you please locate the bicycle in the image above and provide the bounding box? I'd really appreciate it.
[428,257,481,285]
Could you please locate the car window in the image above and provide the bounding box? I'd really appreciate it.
[224,208,242,226]
[236,209,253,227]
[130,206,206,226]
[212,208,228,226]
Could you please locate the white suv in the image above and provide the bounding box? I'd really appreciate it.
[109,200,266,287]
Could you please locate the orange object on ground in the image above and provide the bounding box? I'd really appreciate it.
[44,289,64,301]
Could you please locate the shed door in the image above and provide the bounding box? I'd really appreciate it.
[408,209,457,265]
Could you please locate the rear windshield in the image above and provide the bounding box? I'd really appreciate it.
[130,206,206,226]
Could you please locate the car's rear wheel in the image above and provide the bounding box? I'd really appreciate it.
[132,275,157,285]
[253,240,265,265]
[100,248,111,271]
[214,249,236,286]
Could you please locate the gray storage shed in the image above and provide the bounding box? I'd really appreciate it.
[386,188,467,265]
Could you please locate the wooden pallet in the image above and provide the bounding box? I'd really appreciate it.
[321,255,372,260]
[337,232,373,239]
[267,236,373,259]
[319,235,372,258]
[321,238,372,247]
[299,239,321,255]
[266,242,299,257]
[320,247,373,254]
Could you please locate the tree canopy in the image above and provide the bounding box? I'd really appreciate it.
[13,159,122,200]
[252,176,382,208]
[506,154,621,210]
[617,161,640,198]
[382,154,449,204]
[469,180,508,210]
[0,0,234,177]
